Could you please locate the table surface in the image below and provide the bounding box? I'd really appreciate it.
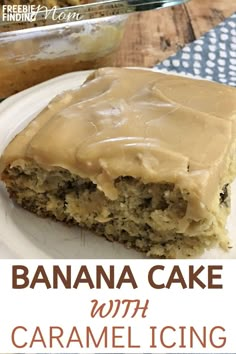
[114,0,236,67]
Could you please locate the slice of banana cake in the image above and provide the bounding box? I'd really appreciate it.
[1,68,236,258]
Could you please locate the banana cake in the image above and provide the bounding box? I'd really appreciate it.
[1,68,236,258]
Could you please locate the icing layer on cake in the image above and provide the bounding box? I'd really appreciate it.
[1,68,236,219]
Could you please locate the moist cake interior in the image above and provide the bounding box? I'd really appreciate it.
[1,68,236,258]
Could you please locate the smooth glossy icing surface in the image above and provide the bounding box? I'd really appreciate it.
[1,68,236,217]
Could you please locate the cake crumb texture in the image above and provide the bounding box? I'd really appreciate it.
[1,68,236,258]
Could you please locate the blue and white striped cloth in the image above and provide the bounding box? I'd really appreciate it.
[156,12,236,87]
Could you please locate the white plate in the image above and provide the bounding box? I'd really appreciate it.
[0,70,235,259]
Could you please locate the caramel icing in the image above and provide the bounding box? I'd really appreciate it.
[1,68,236,219]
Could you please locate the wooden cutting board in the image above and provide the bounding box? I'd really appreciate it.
[114,0,236,67]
